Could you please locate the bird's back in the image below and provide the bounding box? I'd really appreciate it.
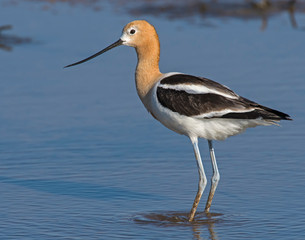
[150,73,291,140]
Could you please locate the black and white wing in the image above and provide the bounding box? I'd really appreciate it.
[156,74,291,121]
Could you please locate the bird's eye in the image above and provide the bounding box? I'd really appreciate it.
[130,29,136,35]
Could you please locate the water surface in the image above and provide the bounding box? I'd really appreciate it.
[0,1,304,239]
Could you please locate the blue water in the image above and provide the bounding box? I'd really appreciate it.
[0,1,304,239]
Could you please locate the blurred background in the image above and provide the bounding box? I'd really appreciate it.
[0,1,304,239]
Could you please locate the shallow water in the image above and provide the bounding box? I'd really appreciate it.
[0,1,304,239]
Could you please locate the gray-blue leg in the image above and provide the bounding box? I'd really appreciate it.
[205,140,220,213]
[189,137,207,221]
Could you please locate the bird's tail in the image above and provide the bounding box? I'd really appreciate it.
[239,96,292,121]
[258,105,292,121]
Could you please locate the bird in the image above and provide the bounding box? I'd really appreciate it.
[65,20,291,222]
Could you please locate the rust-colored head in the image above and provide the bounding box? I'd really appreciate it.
[64,20,160,68]
[120,20,159,50]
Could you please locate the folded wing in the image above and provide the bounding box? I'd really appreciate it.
[157,74,291,121]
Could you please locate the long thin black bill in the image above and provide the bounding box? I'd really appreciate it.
[64,39,123,68]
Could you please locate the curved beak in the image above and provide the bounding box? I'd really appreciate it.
[64,39,123,68]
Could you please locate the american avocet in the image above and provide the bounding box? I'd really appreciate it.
[65,20,291,221]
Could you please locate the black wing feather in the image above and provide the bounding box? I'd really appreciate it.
[157,74,292,121]
[157,87,248,117]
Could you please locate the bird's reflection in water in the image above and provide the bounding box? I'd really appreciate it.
[134,211,223,240]
[0,25,31,51]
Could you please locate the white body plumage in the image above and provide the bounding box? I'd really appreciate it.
[147,72,272,141]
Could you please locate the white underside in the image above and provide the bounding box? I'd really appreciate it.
[145,73,274,141]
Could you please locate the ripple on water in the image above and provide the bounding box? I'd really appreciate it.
[132,211,256,240]
[133,211,228,227]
